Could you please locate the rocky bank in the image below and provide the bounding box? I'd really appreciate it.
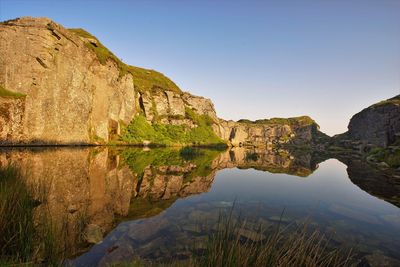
[0,17,327,147]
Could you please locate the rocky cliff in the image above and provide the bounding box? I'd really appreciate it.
[214,116,328,148]
[0,17,136,144]
[334,95,400,152]
[0,17,326,147]
[345,95,400,149]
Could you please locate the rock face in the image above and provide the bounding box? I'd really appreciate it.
[0,17,326,146]
[138,90,216,126]
[348,96,400,147]
[0,17,136,144]
[214,117,325,148]
[335,95,400,151]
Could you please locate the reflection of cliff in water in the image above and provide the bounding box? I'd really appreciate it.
[1,146,399,259]
[0,147,318,257]
[340,157,400,208]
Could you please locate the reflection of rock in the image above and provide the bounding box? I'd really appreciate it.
[5,145,400,265]
[0,147,137,257]
[213,147,317,177]
[341,158,400,208]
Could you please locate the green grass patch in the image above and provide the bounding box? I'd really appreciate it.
[0,84,26,98]
[121,109,225,146]
[68,28,181,93]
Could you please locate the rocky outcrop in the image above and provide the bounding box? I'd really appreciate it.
[214,116,327,148]
[0,17,326,146]
[334,95,400,152]
[137,90,216,127]
[0,17,136,144]
[212,147,317,177]
[348,95,400,148]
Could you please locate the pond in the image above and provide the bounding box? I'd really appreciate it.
[0,147,399,266]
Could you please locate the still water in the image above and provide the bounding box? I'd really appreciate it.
[1,147,399,266]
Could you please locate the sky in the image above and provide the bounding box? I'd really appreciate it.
[1,0,399,135]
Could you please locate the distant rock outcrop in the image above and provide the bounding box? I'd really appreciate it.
[214,116,327,148]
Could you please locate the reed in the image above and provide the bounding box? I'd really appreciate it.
[0,164,63,265]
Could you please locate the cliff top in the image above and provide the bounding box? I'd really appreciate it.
[67,28,181,94]
[237,116,319,128]
[371,95,400,108]
[0,17,181,95]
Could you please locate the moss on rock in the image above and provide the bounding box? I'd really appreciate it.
[68,28,181,93]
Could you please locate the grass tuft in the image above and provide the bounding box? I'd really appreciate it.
[0,84,26,98]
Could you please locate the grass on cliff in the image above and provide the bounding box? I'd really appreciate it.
[68,28,181,93]
[0,84,26,98]
[371,95,400,108]
[238,116,318,128]
[121,108,225,146]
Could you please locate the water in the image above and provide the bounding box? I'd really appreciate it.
[1,147,399,266]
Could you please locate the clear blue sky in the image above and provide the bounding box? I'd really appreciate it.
[1,0,399,135]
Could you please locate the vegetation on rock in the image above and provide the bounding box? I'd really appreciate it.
[371,95,400,108]
[238,116,319,128]
[0,84,25,98]
[121,108,225,146]
[68,28,181,93]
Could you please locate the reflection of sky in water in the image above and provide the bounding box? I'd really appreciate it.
[73,159,400,266]
[180,159,399,217]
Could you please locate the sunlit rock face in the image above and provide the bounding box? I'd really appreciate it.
[0,17,136,144]
[213,118,324,148]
